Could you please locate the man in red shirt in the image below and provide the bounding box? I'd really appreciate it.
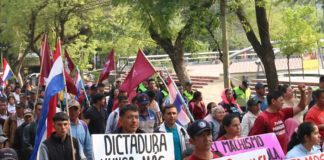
[187,120,221,160]
[305,89,324,139]
[249,84,306,153]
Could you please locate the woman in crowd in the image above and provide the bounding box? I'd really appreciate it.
[218,89,242,119]
[217,114,241,140]
[189,91,206,120]
[286,122,321,158]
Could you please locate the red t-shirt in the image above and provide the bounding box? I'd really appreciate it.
[189,101,207,120]
[305,105,324,138]
[249,108,293,153]
[188,153,220,160]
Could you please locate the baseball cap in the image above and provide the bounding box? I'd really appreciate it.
[24,108,33,117]
[247,98,261,107]
[137,93,150,105]
[68,100,81,109]
[255,82,267,89]
[0,148,18,160]
[185,80,193,86]
[187,120,212,138]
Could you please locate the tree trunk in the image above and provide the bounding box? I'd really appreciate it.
[235,0,279,92]
[287,55,291,85]
[169,47,190,86]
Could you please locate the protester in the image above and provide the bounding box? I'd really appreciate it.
[286,122,321,158]
[305,89,324,139]
[68,100,93,160]
[0,97,9,127]
[105,95,128,133]
[279,84,312,124]
[106,88,119,117]
[22,102,42,157]
[184,81,194,101]
[217,114,241,140]
[204,106,225,140]
[0,148,18,160]
[309,76,324,108]
[147,90,162,123]
[218,88,242,118]
[84,93,106,134]
[253,82,268,111]
[12,86,21,104]
[206,102,216,115]
[187,120,221,159]
[13,108,33,160]
[145,78,164,106]
[39,112,81,160]
[0,127,8,149]
[3,103,25,147]
[189,91,206,120]
[233,80,251,112]
[241,98,261,136]
[249,84,306,153]
[7,96,16,115]
[137,93,159,133]
[155,104,190,160]
[20,93,34,110]
[113,104,144,133]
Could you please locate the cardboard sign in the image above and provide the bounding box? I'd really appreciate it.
[287,152,324,160]
[213,149,268,160]
[211,133,284,159]
[92,133,175,160]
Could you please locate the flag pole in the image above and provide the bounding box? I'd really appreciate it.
[162,67,195,122]
[60,38,76,160]
[33,34,47,115]
[77,67,91,109]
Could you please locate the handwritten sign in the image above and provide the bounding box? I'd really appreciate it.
[211,133,284,159]
[213,149,268,160]
[92,133,175,160]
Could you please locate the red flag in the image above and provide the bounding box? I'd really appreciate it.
[64,49,75,73]
[39,35,52,85]
[120,49,156,94]
[64,70,77,95]
[98,49,115,83]
[47,95,57,137]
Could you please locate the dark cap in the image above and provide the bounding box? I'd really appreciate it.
[53,112,69,122]
[255,82,267,89]
[185,80,193,86]
[0,148,18,160]
[247,98,261,107]
[138,93,150,105]
[187,120,212,138]
[242,80,249,87]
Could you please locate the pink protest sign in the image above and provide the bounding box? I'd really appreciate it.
[211,133,285,160]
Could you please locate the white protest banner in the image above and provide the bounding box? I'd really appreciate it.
[213,149,268,160]
[287,152,324,160]
[92,133,175,160]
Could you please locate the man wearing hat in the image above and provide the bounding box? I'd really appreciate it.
[253,82,268,111]
[13,108,33,160]
[233,80,251,112]
[69,100,93,160]
[3,103,25,147]
[241,98,261,136]
[138,93,159,133]
[39,112,81,160]
[187,120,221,159]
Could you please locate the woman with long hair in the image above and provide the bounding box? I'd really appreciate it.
[286,122,321,158]
[188,91,206,120]
[217,114,241,140]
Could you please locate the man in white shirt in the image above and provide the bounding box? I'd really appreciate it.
[241,98,261,136]
[105,95,128,133]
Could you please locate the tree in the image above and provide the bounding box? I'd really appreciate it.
[233,0,279,92]
[276,5,319,84]
[111,0,216,85]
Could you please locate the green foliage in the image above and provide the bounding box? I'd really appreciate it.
[275,5,319,56]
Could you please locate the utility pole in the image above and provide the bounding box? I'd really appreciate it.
[221,0,230,88]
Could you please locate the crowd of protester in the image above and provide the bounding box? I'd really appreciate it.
[1,75,324,160]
